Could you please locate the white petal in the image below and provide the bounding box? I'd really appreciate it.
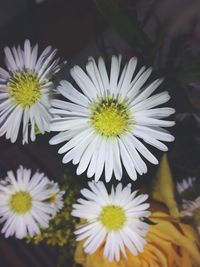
[86,57,104,96]
[122,135,147,175]
[131,78,163,105]
[70,65,97,100]
[119,57,137,96]
[134,125,175,142]
[118,139,137,180]
[98,57,109,93]
[132,91,170,111]
[76,135,100,175]
[94,138,107,181]
[135,116,175,128]
[4,47,18,71]
[105,140,114,182]
[50,117,88,132]
[109,55,121,95]
[58,128,92,154]
[128,67,152,100]
[128,134,158,165]
[58,80,90,107]
[24,39,31,69]
[112,139,123,181]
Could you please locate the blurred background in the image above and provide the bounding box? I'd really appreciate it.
[0,0,200,266]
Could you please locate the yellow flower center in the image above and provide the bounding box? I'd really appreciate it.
[8,71,41,107]
[9,191,32,214]
[90,98,130,137]
[48,193,57,203]
[99,205,127,231]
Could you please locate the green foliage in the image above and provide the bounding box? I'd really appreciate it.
[26,173,80,266]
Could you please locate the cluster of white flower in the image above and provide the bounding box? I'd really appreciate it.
[0,40,176,262]
[0,40,174,182]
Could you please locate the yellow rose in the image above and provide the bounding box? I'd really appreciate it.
[74,210,200,267]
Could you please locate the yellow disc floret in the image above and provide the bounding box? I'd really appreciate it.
[48,193,57,204]
[99,205,127,231]
[9,191,32,214]
[90,98,130,137]
[8,71,41,107]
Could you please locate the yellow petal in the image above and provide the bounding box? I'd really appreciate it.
[147,244,168,267]
[148,232,181,266]
[154,219,200,265]
[151,154,180,218]
[180,247,193,267]
[179,223,199,244]
[74,240,87,266]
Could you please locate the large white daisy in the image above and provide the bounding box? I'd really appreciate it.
[0,166,64,239]
[0,39,61,144]
[50,55,175,182]
[72,181,151,262]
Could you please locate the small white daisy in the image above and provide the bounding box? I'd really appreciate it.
[0,39,61,144]
[182,197,200,217]
[50,55,175,182]
[0,166,63,239]
[46,180,65,215]
[182,197,200,234]
[72,181,151,262]
[177,177,196,194]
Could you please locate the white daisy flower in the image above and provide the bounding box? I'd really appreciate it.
[177,176,196,194]
[182,197,200,217]
[182,197,200,234]
[72,181,151,262]
[50,55,175,182]
[0,166,62,239]
[46,180,65,215]
[0,39,61,144]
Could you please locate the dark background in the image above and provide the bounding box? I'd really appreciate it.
[1,1,100,266]
[0,0,200,266]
